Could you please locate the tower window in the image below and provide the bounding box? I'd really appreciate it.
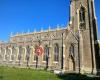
[79,6,85,23]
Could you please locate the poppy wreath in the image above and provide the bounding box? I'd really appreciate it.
[35,45,44,56]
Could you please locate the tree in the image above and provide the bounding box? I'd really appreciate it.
[98,41,100,47]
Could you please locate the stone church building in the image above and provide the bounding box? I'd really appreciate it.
[0,0,99,74]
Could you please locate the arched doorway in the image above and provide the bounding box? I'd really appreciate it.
[68,44,75,71]
[69,56,75,71]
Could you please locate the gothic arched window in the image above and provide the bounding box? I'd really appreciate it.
[5,47,11,61]
[25,45,30,61]
[11,46,16,60]
[18,46,22,61]
[54,43,59,62]
[79,6,85,23]
[43,45,49,61]
[69,44,75,57]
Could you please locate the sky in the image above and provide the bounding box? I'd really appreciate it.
[0,0,100,41]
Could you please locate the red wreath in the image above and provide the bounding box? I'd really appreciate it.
[35,45,44,56]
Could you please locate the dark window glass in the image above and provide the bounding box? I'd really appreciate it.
[54,44,59,62]
[43,45,49,61]
[79,6,85,23]
[25,46,30,61]
[69,44,74,56]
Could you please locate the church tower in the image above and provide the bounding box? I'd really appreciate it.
[69,0,98,74]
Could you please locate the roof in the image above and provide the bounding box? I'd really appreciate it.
[11,27,67,38]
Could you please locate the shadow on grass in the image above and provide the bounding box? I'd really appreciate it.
[0,75,3,79]
[57,73,100,80]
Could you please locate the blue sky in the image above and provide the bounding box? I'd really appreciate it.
[0,0,100,41]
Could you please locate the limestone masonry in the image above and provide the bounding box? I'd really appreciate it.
[0,0,100,74]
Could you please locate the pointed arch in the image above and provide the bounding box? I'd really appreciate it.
[54,43,59,62]
[69,44,75,57]
[69,44,75,71]
[43,45,49,61]
[79,5,85,23]
[25,45,30,61]
[18,46,23,61]
[69,55,75,71]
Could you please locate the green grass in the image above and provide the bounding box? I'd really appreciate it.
[0,67,60,80]
[0,66,100,80]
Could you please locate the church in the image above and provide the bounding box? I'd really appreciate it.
[0,0,100,74]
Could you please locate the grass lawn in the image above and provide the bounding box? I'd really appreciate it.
[0,67,60,80]
[0,66,100,80]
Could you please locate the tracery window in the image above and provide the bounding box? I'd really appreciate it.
[43,45,49,61]
[25,45,30,61]
[79,6,85,23]
[18,46,22,61]
[69,44,75,57]
[54,43,59,62]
